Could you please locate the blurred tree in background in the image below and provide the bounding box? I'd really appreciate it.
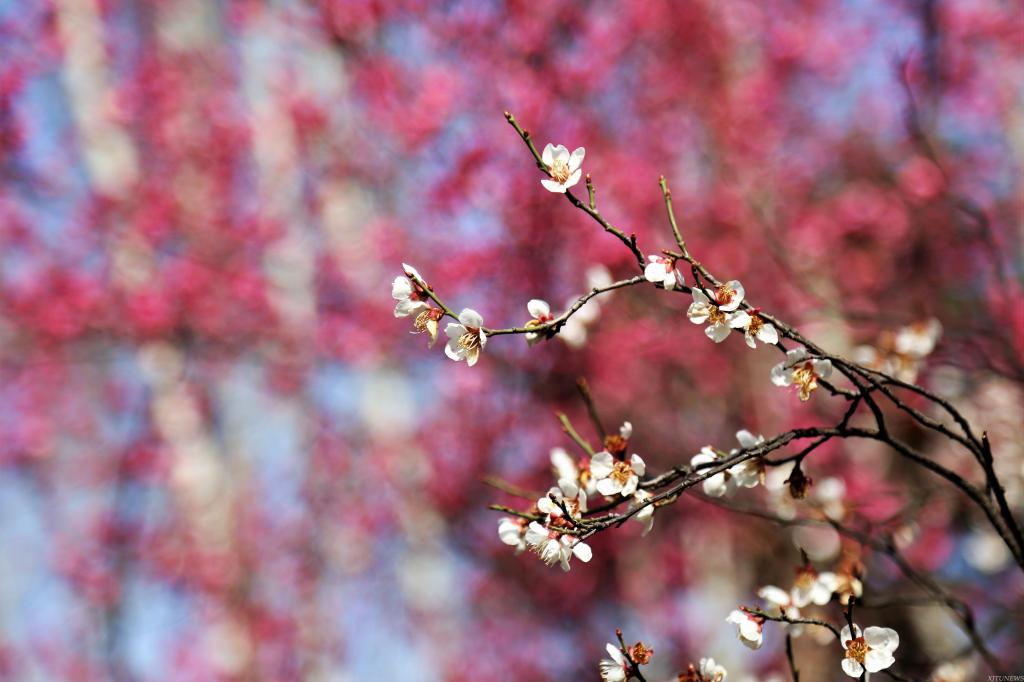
[0,0,1020,680]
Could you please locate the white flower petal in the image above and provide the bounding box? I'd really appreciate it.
[719,280,745,311]
[571,541,592,562]
[644,262,665,284]
[630,454,646,476]
[864,649,895,672]
[568,147,585,172]
[589,451,614,479]
[841,658,863,677]
[524,522,549,546]
[541,143,554,167]
[527,299,550,318]
[445,323,466,339]
[444,339,463,362]
[758,585,791,606]
[458,308,483,328]
[864,627,898,651]
[771,362,792,386]
[729,310,751,328]
[758,323,779,345]
[687,302,710,324]
[541,178,567,193]
[392,276,413,300]
[565,168,582,189]
[394,298,426,318]
[706,323,732,343]
[596,478,622,496]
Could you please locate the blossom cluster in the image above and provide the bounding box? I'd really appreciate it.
[727,556,891,678]
[498,422,652,571]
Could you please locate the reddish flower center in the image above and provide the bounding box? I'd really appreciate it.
[845,636,871,664]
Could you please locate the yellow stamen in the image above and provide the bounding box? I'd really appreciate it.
[549,157,571,183]
[610,461,634,485]
[792,363,819,401]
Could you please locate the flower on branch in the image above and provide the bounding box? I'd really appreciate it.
[840,624,899,678]
[525,298,555,346]
[631,489,655,536]
[677,658,728,682]
[541,143,584,193]
[791,563,838,607]
[853,319,942,382]
[524,521,592,571]
[833,556,864,605]
[599,640,653,682]
[729,429,766,489]
[687,282,746,343]
[497,517,528,554]
[726,609,764,649]
[392,263,429,317]
[771,348,833,401]
[691,446,733,497]
[550,446,595,511]
[591,451,646,497]
[599,643,630,682]
[444,308,487,366]
[537,479,584,522]
[757,585,804,636]
[728,308,779,349]
[603,421,632,459]
[644,254,683,290]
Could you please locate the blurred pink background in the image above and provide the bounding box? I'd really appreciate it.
[0,0,1020,680]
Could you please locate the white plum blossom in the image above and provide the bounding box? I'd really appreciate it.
[698,658,728,682]
[757,585,803,636]
[834,562,864,605]
[525,299,555,346]
[726,609,764,649]
[591,451,646,497]
[840,624,899,678]
[537,479,584,521]
[630,489,655,536]
[895,318,942,357]
[497,517,528,554]
[691,446,732,497]
[444,308,487,366]
[728,309,779,348]
[854,319,942,382]
[791,565,839,607]
[392,263,428,317]
[540,143,584,193]
[550,446,594,510]
[394,265,443,346]
[644,254,683,290]
[729,430,766,489]
[599,643,631,682]
[687,282,747,342]
[771,347,833,401]
[524,521,592,571]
